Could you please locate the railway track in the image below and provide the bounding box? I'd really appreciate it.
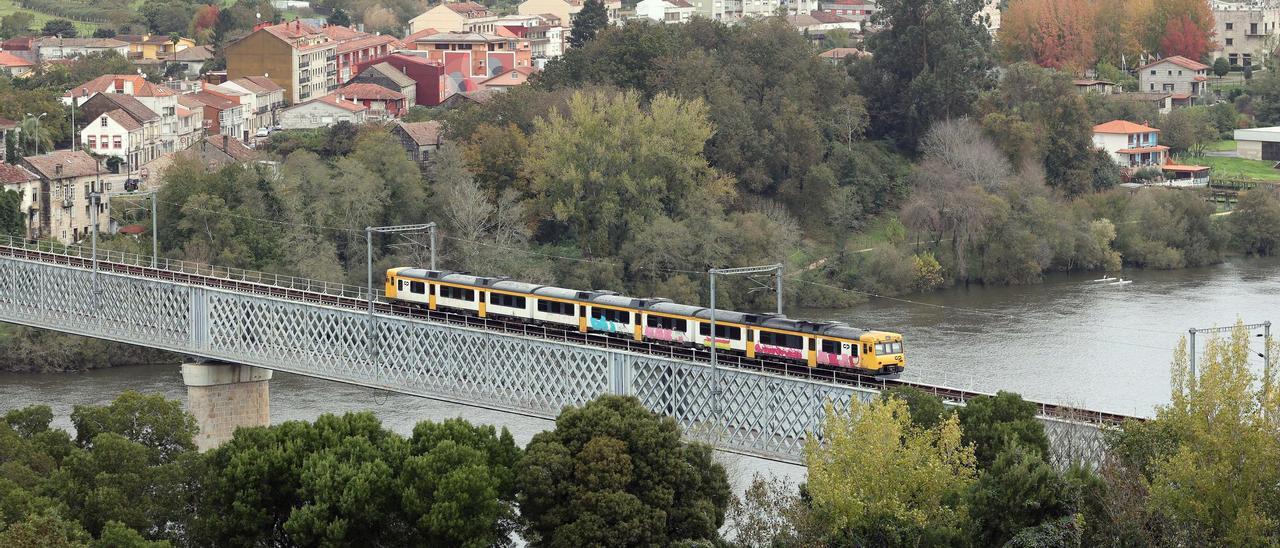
[0,242,1138,426]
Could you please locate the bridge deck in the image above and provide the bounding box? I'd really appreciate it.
[0,236,1116,465]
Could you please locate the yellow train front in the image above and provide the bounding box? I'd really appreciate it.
[385,267,905,376]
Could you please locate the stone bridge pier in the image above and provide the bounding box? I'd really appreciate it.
[181,361,273,451]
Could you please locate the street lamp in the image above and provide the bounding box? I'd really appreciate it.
[364,223,437,355]
[706,263,784,440]
[24,112,46,155]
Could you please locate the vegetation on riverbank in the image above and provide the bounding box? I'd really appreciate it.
[0,324,175,373]
[2,326,1274,545]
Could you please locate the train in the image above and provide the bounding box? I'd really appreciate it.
[385,267,905,375]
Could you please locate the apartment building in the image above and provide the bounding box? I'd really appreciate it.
[220,76,286,135]
[225,21,338,104]
[410,2,492,33]
[20,150,119,244]
[517,0,622,34]
[320,24,402,83]
[1213,0,1280,67]
[409,32,533,96]
[179,92,246,140]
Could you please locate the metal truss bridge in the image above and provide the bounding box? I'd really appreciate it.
[0,236,1115,465]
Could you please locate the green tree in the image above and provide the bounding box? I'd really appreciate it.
[1155,106,1216,155]
[516,395,730,546]
[92,521,171,547]
[805,396,976,545]
[17,116,52,157]
[568,0,608,49]
[0,189,25,236]
[41,19,78,38]
[0,511,92,548]
[1143,326,1280,544]
[1213,57,1230,79]
[857,0,995,149]
[957,391,1050,469]
[69,390,197,464]
[0,13,34,39]
[882,385,950,430]
[326,8,351,26]
[967,441,1073,546]
[1228,189,1280,256]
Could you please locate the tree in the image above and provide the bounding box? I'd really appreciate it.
[805,396,975,545]
[956,391,1050,469]
[1142,0,1213,56]
[568,0,608,49]
[1142,326,1280,544]
[0,511,92,548]
[1160,15,1213,60]
[516,395,730,546]
[18,116,52,157]
[1229,189,1280,256]
[0,189,24,237]
[997,0,1098,72]
[41,19,78,38]
[967,441,1073,546]
[91,28,117,39]
[0,12,34,40]
[1213,57,1230,79]
[857,0,995,149]
[1155,106,1216,155]
[69,390,197,465]
[326,8,351,27]
[882,385,950,430]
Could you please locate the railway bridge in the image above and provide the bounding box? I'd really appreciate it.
[0,236,1118,465]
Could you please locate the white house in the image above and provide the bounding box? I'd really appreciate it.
[528,25,566,64]
[35,37,129,61]
[1092,120,1168,169]
[80,110,148,169]
[279,94,368,130]
[220,76,286,136]
[66,75,182,154]
[636,0,696,23]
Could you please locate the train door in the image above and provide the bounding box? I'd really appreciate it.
[578,304,588,332]
[478,291,487,318]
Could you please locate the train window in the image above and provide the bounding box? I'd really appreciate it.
[757,330,770,344]
[821,340,840,354]
[429,284,436,296]
[746,329,754,342]
[410,281,425,294]
[537,299,549,312]
[647,315,662,328]
[398,280,406,291]
[850,343,858,356]
[891,342,902,354]
[702,323,740,339]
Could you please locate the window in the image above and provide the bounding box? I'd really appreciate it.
[87,136,96,148]
[646,315,688,331]
[83,183,89,196]
[439,285,475,300]
[756,330,801,348]
[489,293,526,308]
[1150,69,1156,75]
[1251,22,1258,34]
[1230,53,1239,65]
[1244,53,1253,67]
[537,299,576,316]
[700,323,742,340]
[113,136,122,149]
[1226,22,1233,30]
[1163,84,1175,92]
[410,281,425,294]
[593,308,631,323]
[821,340,841,354]
[1226,38,1234,46]
[1177,70,1182,75]
[100,117,108,127]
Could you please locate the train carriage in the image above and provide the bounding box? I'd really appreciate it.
[384,267,905,375]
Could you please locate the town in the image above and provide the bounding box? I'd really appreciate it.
[0,0,1278,546]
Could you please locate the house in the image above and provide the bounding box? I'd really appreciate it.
[527,25,566,63]
[0,51,34,77]
[196,135,258,167]
[465,13,555,34]
[636,0,696,23]
[224,20,338,104]
[354,53,447,107]
[480,66,536,89]
[1092,120,1168,171]
[1111,92,1173,114]
[1233,126,1280,160]
[34,37,129,61]
[76,93,164,173]
[116,34,195,60]
[20,150,119,244]
[279,94,368,129]
[1212,0,1280,67]
[1160,163,1211,185]
[392,120,443,166]
[164,45,214,77]
[179,91,246,140]
[818,47,869,63]
[410,2,492,33]
[347,62,417,107]
[335,83,408,119]
[65,75,181,154]
[0,163,39,238]
[819,0,878,20]
[0,37,37,65]
[201,84,255,140]
[517,0,622,35]
[1073,79,1116,95]
[691,0,810,21]
[175,106,204,150]
[320,24,401,83]
[786,12,861,42]
[219,76,287,136]
[408,32,532,97]
[1137,56,1211,106]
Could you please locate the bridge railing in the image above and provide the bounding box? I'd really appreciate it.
[0,234,374,301]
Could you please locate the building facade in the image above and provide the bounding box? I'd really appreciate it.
[0,163,40,238]
[1092,120,1168,170]
[34,37,128,61]
[1212,0,1280,67]
[76,93,163,174]
[517,0,622,34]
[636,0,697,23]
[220,76,287,135]
[279,95,368,129]
[354,53,447,107]
[20,150,118,244]
[179,92,246,140]
[409,32,533,96]
[410,2,492,33]
[346,63,417,107]
[224,21,338,104]
[66,75,181,155]
[116,34,195,60]
[1137,56,1211,105]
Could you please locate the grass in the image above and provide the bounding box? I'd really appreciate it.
[0,0,99,36]
[1182,155,1280,182]
[1204,140,1237,153]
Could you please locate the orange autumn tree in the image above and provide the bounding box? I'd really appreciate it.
[998,0,1098,72]
[1161,14,1214,59]
[1144,0,1215,58]
[1093,0,1150,66]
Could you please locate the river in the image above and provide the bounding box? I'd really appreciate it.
[1,255,1278,489]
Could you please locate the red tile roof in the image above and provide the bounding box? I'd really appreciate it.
[335,33,399,55]
[66,74,175,98]
[230,75,284,94]
[1139,55,1209,72]
[256,21,333,51]
[0,163,36,185]
[203,135,257,162]
[337,82,406,100]
[185,91,239,110]
[397,120,442,146]
[0,51,33,67]
[1093,120,1160,134]
[313,93,369,113]
[403,28,439,43]
[165,45,213,61]
[116,34,182,45]
[668,0,693,7]
[23,150,100,180]
[103,109,143,131]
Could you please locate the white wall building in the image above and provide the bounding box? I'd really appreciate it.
[35,37,128,61]
[636,0,697,23]
[1092,120,1168,169]
[279,95,368,129]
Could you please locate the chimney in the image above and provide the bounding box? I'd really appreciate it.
[223,135,228,150]
[54,164,62,176]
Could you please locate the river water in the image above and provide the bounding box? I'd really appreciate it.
[0,255,1277,488]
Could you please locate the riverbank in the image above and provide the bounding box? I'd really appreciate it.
[0,324,175,373]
